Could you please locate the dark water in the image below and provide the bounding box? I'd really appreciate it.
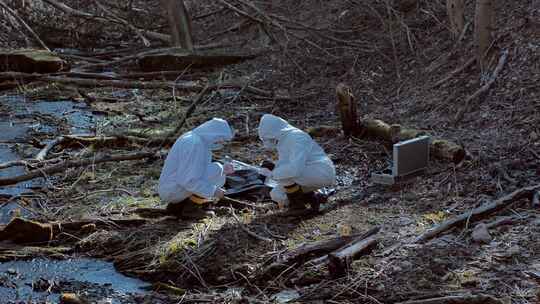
[0,95,150,303]
[0,258,149,303]
[0,95,96,223]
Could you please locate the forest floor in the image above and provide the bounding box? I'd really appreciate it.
[0,0,539,303]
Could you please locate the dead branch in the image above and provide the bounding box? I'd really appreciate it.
[0,0,50,51]
[0,151,156,186]
[431,56,476,89]
[413,184,540,243]
[396,294,504,304]
[455,49,509,123]
[327,234,378,277]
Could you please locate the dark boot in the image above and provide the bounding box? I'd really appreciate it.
[304,191,328,213]
[181,197,215,220]
[284,184,307,215]
[165,202,184,217]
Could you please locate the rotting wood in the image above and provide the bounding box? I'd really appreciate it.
[0,217,54,244]
[396,294,504,304]
[0,151,157,186]
[413,184,540,243]
[336,83,359,137]
[0,50,67,73]
[327,234,378,278]
[455,49,509,123]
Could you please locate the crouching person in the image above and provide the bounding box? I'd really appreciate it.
[258,114,336,214]
[158,118,234,219]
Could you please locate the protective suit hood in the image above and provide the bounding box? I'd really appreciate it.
[192,118,233,145]
[258,114,295,141]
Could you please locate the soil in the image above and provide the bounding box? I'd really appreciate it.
[0,0,539,303]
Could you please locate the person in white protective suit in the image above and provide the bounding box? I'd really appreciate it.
[257,114,336,213]
[158,118,234,219]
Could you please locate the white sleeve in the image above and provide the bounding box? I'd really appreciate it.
[170,136,217,199]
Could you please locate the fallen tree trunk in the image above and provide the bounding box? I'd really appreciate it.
[333,84,465,163]
[413,184,540,243]
[396,294,504,304]
[0,151,156,186]
[0,50,67,73]
[327,234,378,277]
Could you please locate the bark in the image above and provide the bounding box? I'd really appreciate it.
[475,0,494,72]
[327,235,378,277]
[336,83,359,137]
[160,0,194,50]
[447,0,465,37]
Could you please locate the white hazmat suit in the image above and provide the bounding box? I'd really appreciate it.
[258,114,336,203]
[158,118,233,204]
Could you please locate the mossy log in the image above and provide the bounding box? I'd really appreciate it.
[0,49,68,73]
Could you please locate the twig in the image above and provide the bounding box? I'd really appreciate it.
[0,0,50,51]
[229,207,272,242]
[454,49,509,123]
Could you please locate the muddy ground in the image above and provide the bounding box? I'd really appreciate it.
[0,0,539,303]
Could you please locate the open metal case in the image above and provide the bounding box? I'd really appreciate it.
[371,135,431,185]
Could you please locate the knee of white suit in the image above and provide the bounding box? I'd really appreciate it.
[205,162,226,188]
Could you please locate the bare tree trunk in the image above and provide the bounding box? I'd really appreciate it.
[160,0,194,51]
[474,0,494,74]
[447,0,465,38]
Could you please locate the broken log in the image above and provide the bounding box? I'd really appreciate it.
[396,294,503,304]
[0,217,53,244]
[0,151,156,186]
[137,51,257,72]
[413,184,540,243]
[259,226,380,279]
[327,234,378,277]
[0,49,67,73]
[336,83,359,137]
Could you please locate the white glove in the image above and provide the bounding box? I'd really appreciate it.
[258,168,273,177]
